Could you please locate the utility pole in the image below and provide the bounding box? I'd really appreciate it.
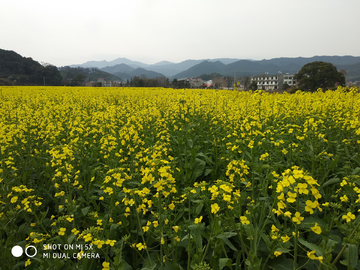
[43,77,46,86]
[234,71,236,90]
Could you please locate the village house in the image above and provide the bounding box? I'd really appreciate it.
[251,74,297,90]
[189,78,204,88]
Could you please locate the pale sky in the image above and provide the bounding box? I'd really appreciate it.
[1,0,359,66]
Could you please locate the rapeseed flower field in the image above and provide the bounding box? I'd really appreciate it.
[1,86,360,270]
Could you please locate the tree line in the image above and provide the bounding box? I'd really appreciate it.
[129,76,170,87]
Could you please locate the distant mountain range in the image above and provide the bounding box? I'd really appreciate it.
[70,58,242,78]
[2,48,359,86]
[70,55,360,81]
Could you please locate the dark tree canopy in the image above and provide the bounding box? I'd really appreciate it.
[72,73,86,86]
[249,81,258,90]
[0,49,62,85]
[294,61,345,92]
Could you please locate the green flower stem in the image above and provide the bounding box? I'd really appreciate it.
[251,148,255,200]
[261,255,270,270]
[289,142,293,167]
[225,210,249,261]
[318,217,333,270]
[34,210,50,235]
[134,201,153,268]
[331,216,360,267]
[260,199,277,232]
[319,166,331,186]
[187,196,191,270]
[297,259,311,270]
[201,215,216,263]
[158,198,164,265]
[293,223,299,270]
[293,195,300,270]
[222,241,233,270]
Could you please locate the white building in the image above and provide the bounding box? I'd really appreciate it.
[251,74,297,90]
[282,75,297,87]
[251,74,280,90]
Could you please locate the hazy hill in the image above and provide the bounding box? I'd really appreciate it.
[101,63,135,75]
[69,55,360,81]
[71,58,242,78]
[172,55,360,79]
[0,48,62,85]
[100,64,166,80]
[152,61,175,66]
[338,62,360,81]
[58,66,122,84]
[72,57,149,69]
[211,58,241,65]
[148,60,205,77]
[172,59,260,78]
[198,73,224,80]
[174,61,226,79]
[129,68,165,79]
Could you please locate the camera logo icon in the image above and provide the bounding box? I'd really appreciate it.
[11,245,37,258]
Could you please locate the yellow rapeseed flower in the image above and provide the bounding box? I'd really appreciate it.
[311,223,322,234]
[240,216,250,225]
[274,251,282,257]
[211,203,220,214]
[195,216,203,224]
[102,261,110,270]
[342,212,355,222]
[58,227,66,236]
[292,212,304,224]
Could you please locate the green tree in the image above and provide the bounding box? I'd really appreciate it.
[249,81,258,90]
[294,61,345,92]
[243,76,251,90]
[172,79,179,88]
[282,83,290,90]
[72,73,86,86]
[43,65,63,85]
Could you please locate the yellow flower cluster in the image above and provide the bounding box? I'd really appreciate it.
[1,86,360,269]
[273,166,322,219]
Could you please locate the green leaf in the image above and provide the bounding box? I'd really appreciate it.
[268,258,294,270]
[216,232,237,251]
[301,216,327,228]
[67,234,75,244]
[195,203,204,215]
[348,244,358,268]
[260,232,271,248]
[191,158,206,181]
[219,258,231,270]
[18,223,30,235]
[188,139,193,149]
[81,206,91,216]
[298,238,325,257]
[110,224,119,239]
[352,167,360,175]
[189,225,203,250]
[329,155,340,171]
[196,152,213,165]
[204,168,212,176]
[275,247,291,253]
[321,177,340,188]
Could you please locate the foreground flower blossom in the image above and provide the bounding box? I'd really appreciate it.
[311,223,322,234]
[342,212,355,222]
[292,212,304,224]
[211,203,220,214]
